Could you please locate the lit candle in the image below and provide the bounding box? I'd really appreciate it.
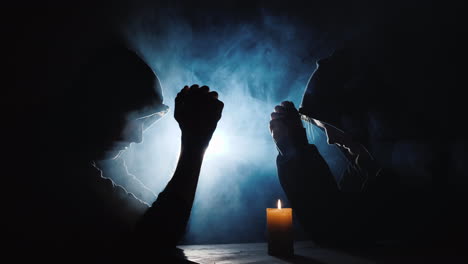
[266,199,293,256]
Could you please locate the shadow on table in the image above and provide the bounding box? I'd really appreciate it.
[276,254,326,264]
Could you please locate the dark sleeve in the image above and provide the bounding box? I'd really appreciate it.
[81,171,149,244]
[90,168,190,249]
[277,144,374,245]
[134,188,192,249]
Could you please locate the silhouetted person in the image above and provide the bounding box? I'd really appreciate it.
[11,44,223,261]
[269,26,467,253]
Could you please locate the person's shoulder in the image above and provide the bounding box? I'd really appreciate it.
[86,162,150,211]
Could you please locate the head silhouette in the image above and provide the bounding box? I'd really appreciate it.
[299,27,444,160]
[67,44,168,161]
[300,47,377,157]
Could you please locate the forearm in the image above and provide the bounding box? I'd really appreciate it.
[277,145,375,245]
[164,135,206,205]
[277,145,347,243]
[133,84,223,249]
[277,144,339,203]
[134,136,206,248]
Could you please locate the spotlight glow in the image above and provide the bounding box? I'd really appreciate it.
[205,130,230,157]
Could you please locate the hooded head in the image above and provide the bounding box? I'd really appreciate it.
[66,44,169,161]
[298,26,448,161]
[299,44,380,155]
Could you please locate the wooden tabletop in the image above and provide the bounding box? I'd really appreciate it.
[178,241,376,264]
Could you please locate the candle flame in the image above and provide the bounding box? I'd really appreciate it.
[277,199,281,209]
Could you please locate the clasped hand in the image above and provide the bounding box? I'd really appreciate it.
[269,101,309,156]
[175,85,224,148]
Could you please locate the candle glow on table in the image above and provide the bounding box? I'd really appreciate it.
[266,199,293,256]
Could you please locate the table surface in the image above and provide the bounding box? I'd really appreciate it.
[179,241,376,264]
[179,241,466,264]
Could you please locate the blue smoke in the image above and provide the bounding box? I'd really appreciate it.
[98,6,349,244]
